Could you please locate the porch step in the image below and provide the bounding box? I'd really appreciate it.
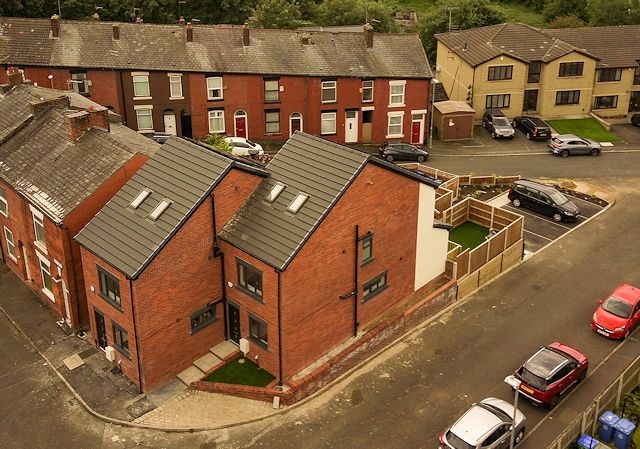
[210,340,238,359]
[176,365,205,386]
[193,352,222,373]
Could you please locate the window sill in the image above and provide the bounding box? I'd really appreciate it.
[98,293,123,312]
[385,134,404,139]
[133,96,153,101]
[249,336,269,351]
[264,132,282,136]
[7,254,17,264]
[114,345,131,359]
[190,317,219,335]
[361,257,375,267]
[207,98,224,102]
[237,285,264,303]
[137,129,154,133]
[169,96,185,100]
[321,132,337,136]
[0,210,8,218]
[34,240,47,255]
[362,284,388,303]
[42,287,55,302]
[388,104,406,108]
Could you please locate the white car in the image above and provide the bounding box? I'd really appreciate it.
[223,137,264,156]
[439,397,526,449]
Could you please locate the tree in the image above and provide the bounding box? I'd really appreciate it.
[317,0,400,32]
[587,0,640,26]
[184,0,258,24]
[419,0,505,67]
[542,0,587,24]
[250,0,304,29]
[548,14,585,28]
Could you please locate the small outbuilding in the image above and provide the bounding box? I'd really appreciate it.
[433,101,475,141]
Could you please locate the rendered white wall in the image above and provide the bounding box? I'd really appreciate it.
[415,183,449,290]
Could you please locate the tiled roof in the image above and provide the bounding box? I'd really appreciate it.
[546,25,640,68]
[0,84,158,222]
[0,17,432,78]
[75,137,268,278]
[435,23,597,67]
[220,132,440,271]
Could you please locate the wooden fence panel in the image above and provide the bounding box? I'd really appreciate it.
[456,250,470,278]
[469,243,488,273]
[502,240,524,270]
[487,232,506,260]
[456,272,479,298]
[478,256,502,284]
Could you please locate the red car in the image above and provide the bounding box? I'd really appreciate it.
[513,342,588,409]
[591,284,640,339]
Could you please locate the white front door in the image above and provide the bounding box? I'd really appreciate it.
[163,113,177,135]
[56,264,71,325]
[345,110,358,143]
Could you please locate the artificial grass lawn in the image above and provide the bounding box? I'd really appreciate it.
[547,118,621,142]
[203,358,275,387]
[449,221,489,250]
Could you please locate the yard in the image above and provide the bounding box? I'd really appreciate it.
[448,221,491,250]
[203,357,275,387]
[547,118,621,142]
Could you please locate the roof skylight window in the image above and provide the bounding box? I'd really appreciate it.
[130,189,151,209]
[288,193,308,213]
[148,199,171,220]
[267,182,286,202]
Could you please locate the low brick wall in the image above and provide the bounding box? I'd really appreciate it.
[193,276,457,405]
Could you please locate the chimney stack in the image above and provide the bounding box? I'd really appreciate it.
[65,111,91,142]
[6,67,23,86]
[112,24,120,40]
[30,96,71,117]
[301,32,310,45]
[186,22,193,42]
[51,14,60,38]
[243,22,250,46]
[86,105,110,132]
[364,23,373,48]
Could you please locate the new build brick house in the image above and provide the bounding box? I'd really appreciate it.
[75,132,449,392]
[0,74,158,331]
[435,23,640,120]
[0,16,434,145]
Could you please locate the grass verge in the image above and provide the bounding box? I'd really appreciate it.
[203,357,275,387]
[547,118,621,142]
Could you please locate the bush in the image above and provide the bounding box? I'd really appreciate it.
[202,133,232,152]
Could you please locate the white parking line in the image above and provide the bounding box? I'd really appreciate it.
[523,228,553,241]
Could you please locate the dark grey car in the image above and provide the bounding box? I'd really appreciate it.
[482,109,515,139]
[379,142,429,162]
[508,179,580,222]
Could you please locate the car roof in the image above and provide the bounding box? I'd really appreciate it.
[224,136,247,142]
[554,134,581,141]
[523,346,572,380]
[611,284,640,305]
[450,402,505,445]
[513,179,556,192]
[520,116,550,126]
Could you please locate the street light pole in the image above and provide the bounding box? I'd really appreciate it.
[429,78,440,149]
[504,375,522,449]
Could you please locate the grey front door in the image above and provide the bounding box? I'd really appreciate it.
[228,302,241,344]
[94,309,107,349]
[524,90,538,111]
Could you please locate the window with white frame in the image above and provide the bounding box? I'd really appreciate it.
[387,112,404,137]
[70,72,89,94]
[321,80,336,103]
[208,109,225,133]
[389,80,406,106]
[362,80,374,102]
[4,227,16,261]
[321,112,336,134]
[135,106,153,131]
[31,206,46,250]
[0,186,7,217]
[37,252,54,300]
[206,76,223,100]
[264,78,279,103]
[265,109,280,133]
[168,74,183,99]
[132,73,150,97]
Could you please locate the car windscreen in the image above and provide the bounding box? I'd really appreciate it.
[494,117,510,126]
[602,296,633,318]
[444,430,475,449]
[517,367,547,390]
[547,190,569,205]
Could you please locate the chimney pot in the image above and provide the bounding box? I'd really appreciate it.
[87,105,110,132]
[51,14,60,38]
[301,32,310,45]
[6,68,23,86]
[364,23,373,48]
[243,22,250,46]
[112,24,120,40]
[186,22,193,42]
[65,111,91,142]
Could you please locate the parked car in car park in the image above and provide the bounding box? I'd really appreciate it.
[379,141,429,162]
[548,134,601,157]
[631,113,640,127]
[223,136,265,156]
[511,342,589,409]
[508,179,580,222]
[591,284,640,339]
[482,109,515,139]
[438,397,526,449]
[512,116,552,140]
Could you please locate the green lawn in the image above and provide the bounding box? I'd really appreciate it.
[449,221,490,250]
[203,358,275,387]
[547,118,621,142]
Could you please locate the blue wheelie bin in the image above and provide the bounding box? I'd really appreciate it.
[613,418,636,449]
[599,411,620,443]
[577,434,600,449]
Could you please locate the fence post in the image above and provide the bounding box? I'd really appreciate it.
[616,375,624,406]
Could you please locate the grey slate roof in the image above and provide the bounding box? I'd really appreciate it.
[75,137,268,279]
[435,23,597,68]
[0,84,158,222]
[0,17,432,79]
[220,132,440,271]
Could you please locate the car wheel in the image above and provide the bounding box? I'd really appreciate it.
[526,133,532,140]
[560,150,569,158]
[547,395,560,410]
[417,155,425,163]
[553,212,563,222]
[623,329,630,339]
[578,370,587,383]
[491,132,497,139]
[590,148,600,156]
[515,429,525,444]
[386,154,394,162]
[512,198,521,207]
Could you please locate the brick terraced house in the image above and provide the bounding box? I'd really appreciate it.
[0,16,434,145]
[435,23,640,120]
[75,132,450,392]
[0,73,158,331]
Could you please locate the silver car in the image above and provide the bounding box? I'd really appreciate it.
[548,134,601,157]
[439,397,526,449]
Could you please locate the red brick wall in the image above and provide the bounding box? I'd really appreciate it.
[212,168,263,230]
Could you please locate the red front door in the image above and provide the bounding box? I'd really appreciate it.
[235,116,247,138]
[411,121,421,144]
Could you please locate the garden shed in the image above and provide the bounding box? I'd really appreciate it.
[433,100,475,141]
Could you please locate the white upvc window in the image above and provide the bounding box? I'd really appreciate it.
[0,186,7,217]
[321,80,337,103]
[29,205,46,252]
[321,112,336,134]
[389,80,406,106]
[134,106,154,131]
[4,226,16,262]
[362,80,374,102]
[386,112,404,138]
[208,110,225,133]
[132,72,151,98]
[168,73,183,99]
[207,77,223,100]
[71,72,89,94]
[36,251,54,301]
